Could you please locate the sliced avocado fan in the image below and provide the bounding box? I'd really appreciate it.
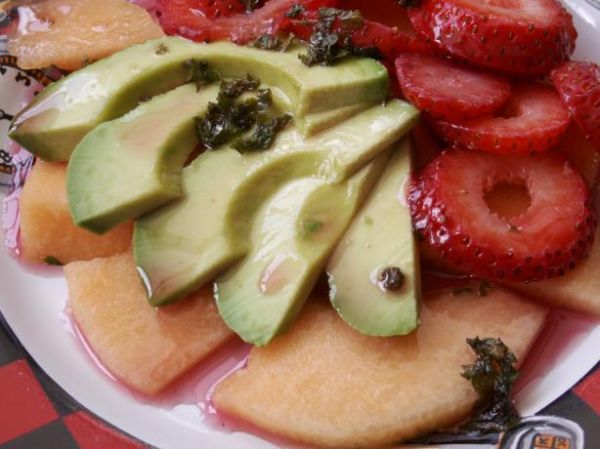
[328,138,421,336]
[214,152,390,346]
[133,100,419,306]
[10,38,389,161]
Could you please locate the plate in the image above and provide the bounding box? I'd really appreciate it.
[0,1,599,448]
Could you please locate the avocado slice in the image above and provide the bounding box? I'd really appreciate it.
[67,83,220,234]
[327,139,421,336]
[215,152,390,346]
[299,101,374,137]
[10,37,389,161]
[133,101,419,306]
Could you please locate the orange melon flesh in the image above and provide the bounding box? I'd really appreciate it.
[214,288,547,448]
[7,0,164,71]
[65,252,234,395]
[510,225,600,318]
[20,160,133,264]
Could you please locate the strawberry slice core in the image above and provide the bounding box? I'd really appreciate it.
[409,149,595,283]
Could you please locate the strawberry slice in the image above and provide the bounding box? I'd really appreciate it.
[408,149,595,283]
[407,0,577,76]
[158,0,333,43]
[395,53,511,121]
[551,61,600,152]
[429,83,570,154]
[281,8,420,63]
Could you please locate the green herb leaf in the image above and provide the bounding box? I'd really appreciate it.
[183,59,221,91]
[452,281,494,297]
[300,218,323,238]
[477,281,493,297]
[196,97,260,149]
[452,286,475,296]
[233,113,292,153]
[285,3,305,18]
[461,337,521,434]
[239,0,263,12]
[44,256,63,266]
[218,74,260,99]
[155,43,170,55]
[297,7,382,66]
[252,34,294,52]
[396,0,422,6]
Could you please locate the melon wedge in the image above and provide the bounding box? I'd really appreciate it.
[214,287,547,448]
[65,252,234,395]
[510,225,600,318]
[7,0,164,71]
[20,161,132,265]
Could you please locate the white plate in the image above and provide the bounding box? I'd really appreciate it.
[1,2,599,448]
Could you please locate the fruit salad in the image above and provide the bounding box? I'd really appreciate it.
[1,0,599,448]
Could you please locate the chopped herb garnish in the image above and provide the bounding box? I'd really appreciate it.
[396,0,422,6]
[183,59,221,91]
[256,89,273,113]
[44,256,63,266]
[461,337,521,434]
[218,74,260,99]
[379,266,406,291]
[285,3,305,18]
[252,33,294,52]
[239,0,262,12]
[452,281,494,297]
[195,73,287,151]
[297,8,382,66]
[155,43,170,55]
[300,218,323,238]
[452,286,475,296]
[196,97,260,149]
[233,113,292,152]
[478,280,493,297]
[508,224,520,233]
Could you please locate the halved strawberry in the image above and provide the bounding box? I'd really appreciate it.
[551,61,600,152]
[407,0,577,76]
[429,83,570,154]
[158,0,332,43]
[408,149,595,283]
[395,53,511,121]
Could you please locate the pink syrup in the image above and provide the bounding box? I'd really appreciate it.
[514,308,598,398]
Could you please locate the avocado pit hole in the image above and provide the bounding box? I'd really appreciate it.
[484,179,531,222]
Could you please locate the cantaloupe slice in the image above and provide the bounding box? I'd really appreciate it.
[510,225,600,318]
[65,252,234,395]
[20,161,132,265]
[7,0,164,71]
[214,287,547,448]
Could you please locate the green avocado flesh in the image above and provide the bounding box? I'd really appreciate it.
[133,101,418,306]
[328,139,421,336]
[67,83,219,234]
[9,37,389,161]
[214,153,390,346]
